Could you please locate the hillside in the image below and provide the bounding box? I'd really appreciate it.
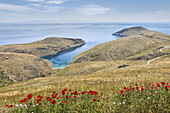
[70,27,170,64]
[0,52,53,87]
[112,26,151,36]
[0,37,85,57]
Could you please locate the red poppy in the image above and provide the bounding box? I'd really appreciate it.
[56,97,61,99]
[48,98,52,101]
[65,101,68,104]
[119,90,124,94]
[167,83,169,85]
[37,98,42,103]
[135,84,138,86]
[157,83,160,87]
[122,94,125,96]
[165,86,168,91]
[154,87,157,90]
[103,98,105,100]
[113,91,115,93]
[152,84,155,87]
[20,98,28,103]
[69,89,71,91]
[53,91,56,94]
[61,100,64,103]
[39,103,42,106]
[136,87,139,90]
[161,82,165,86]
[149,83,151,85]
[73,96,76,99]
[98,95,101,98]
[9,105,13,108]
[65,96,69,99]
[93,99,97,102]
[52,100,56,104]
[27,94,33,99]
[5,105,9,107]
[46,97,50,100]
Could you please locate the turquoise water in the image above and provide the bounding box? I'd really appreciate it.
[0,23,170,68]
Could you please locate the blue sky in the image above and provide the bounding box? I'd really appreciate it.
[0,0,170,23]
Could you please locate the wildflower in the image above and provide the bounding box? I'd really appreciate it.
[73,96,76,99]
[27,94,33,99]
[98,95,101,98]
[119,90,124,94]
[93,99,97,102]
[122,102,125,104]
[39,103,42,106]
[5,105,9,107]
[33,105,35,107]
[149,83,151,85]
[61,100,64,103]
[136,87,139,90]
[165,86,168,91]
[56,97,61,99]
[135,84,138,86]
[161,82,165,86]
[48,98,52,101]
[113,91,115,93]
[157,83,160,87]
[52,100,56,104]
[155,91,158,94]
[138,75,140,77]
[65,96,69,99]
[147,97,150,99]
[69,89,71,91]
[113,102,116,104]
[65,101,68,104]
[123,83,126,85]
[9,105,13,108]
[103,98,105,100]
[167,83,169,85]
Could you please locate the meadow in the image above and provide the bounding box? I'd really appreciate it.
[0,55,169,112]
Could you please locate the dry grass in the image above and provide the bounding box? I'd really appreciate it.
[0,55,169,106]
[0,52,53,85]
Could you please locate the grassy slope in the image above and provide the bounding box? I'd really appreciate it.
[0,55,169,104]
[0,52,53,86]
[0,37,85,57]
[70,31,170,64]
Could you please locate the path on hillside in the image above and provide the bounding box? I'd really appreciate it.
[4,46,169,89]
[113,46,169,70]
[35,46,170,87]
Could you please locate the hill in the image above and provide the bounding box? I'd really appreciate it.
[112,26,151,36]
[0,52,53,87]
[70,27,170,64]
[0,37,85,57]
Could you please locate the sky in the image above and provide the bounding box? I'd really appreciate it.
[0,0,170,23]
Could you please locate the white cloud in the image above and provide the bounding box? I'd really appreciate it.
[77,4,112,15]
[46,0,67,5]
[27,0,44,2]
[31,3,41,7]
[43,6,64,13]
[0,3,34,12]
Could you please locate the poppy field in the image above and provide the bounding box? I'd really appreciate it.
[2,82,170,113]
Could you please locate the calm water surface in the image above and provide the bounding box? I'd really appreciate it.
[0,23,170,68]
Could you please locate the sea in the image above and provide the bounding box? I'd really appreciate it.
[0,22,170,68]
